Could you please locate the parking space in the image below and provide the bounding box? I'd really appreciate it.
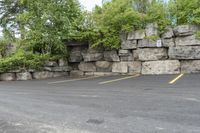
[0,74,200,133]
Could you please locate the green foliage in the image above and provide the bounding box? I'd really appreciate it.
[196,31,200,39]
[0,0,82,55]
[84,0,171,49]
[0,50,57,72]
[169,0,200,25]
[85,0,147,50]
[146,1,171,34]
[144,35,160,41]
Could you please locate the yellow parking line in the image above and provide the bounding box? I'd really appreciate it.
[169,73,184,84]
[99,74,140,85]
[48,76,102,84]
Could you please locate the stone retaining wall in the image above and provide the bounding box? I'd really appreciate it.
[0,59,71,81]
[1,24,200,81]
[68,24,200,76]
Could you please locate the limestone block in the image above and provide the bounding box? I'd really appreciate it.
[138,39,162,48]
[104,51,120,62]
[127,61,142,74]
[169,46,200,59]
[16,72,32,81]
[112,62,128,73]
[81,50,103,62]
[120,54,133,62]
[137,48,168,61]
[162,38,175,47]
[127,30,145,40]
[173,25,200,36]
[181,60,200,74]
[78,62,96,72]
[161,27,174,39]
[121,40,137,49]
[32,71,54,79]
[0,73,16,81]
[142,60,180,75]
[95,61,112,72]
[175,35,200,46]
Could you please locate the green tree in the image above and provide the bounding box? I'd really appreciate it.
[0,0,82,55]
[87,0,146,49]
[169,0,200,25]
[86,0,170,49]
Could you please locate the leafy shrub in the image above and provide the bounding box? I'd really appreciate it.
[82,0,171,50]
[0,50,54,72]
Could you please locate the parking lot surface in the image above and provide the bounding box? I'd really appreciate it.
[0,74,200,133]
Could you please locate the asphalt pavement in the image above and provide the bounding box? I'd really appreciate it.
[0,74,200,133]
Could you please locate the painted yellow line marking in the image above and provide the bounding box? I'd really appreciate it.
[48,76,102,84]
[169,73,184,84]
[99,74,140,85]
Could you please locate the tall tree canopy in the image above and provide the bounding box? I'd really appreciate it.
[0,0,82,54]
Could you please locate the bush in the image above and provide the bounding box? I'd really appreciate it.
[0,50,57,72]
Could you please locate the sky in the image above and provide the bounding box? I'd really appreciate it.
[79,0,102,11]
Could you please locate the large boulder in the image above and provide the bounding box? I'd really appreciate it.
[138,39,162,48]
[175,35,200,46]
[162,38,175,47]
[16,72,32,81]
[145,23,158,37]
[137,48,168,61]
[78,62,96,72]
[112,62,142,73]
[121,40,137,49]
[127,30,145,40]
[181,60,200,74]
[142,60,180,75]
[95,61,112,72]
[112,62,128,73]
[81,49,103,62]
[169,46,200,59]
[32,71,54,79]
[127,61,142,74]
[0,73,16,81]
[104,51,120,62]
[173,25,200,36]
